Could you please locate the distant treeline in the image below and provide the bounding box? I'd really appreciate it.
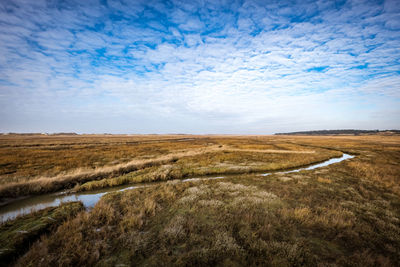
[275,129,400,135]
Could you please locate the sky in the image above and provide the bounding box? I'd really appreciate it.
[0,0,399,134]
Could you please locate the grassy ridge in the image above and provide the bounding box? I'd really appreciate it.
[76,150,341,192]
[0,201,83,266]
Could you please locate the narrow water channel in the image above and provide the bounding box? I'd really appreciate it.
[0,153,354,223]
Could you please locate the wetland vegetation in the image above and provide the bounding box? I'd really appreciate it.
[0,134,399,266]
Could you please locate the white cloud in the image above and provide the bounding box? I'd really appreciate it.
[0,0,399,133]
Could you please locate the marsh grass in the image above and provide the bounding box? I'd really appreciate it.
[0,201,83,266]
[75,149,341,192]
[0,136,339,201]
[0,135,215,183]
[17,182,314,266]
[2,135,400,266]
[0,144,222,201]
[0,135,319,184]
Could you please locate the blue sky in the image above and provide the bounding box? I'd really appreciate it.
[0,0,399,134]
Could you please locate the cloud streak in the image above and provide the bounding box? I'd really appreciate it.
[0,0,399,133]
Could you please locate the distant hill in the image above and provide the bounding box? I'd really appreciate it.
[275,129,400,135]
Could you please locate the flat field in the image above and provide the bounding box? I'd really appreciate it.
[0,134,399,266]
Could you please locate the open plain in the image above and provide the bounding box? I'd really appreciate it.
[0,134,399,266]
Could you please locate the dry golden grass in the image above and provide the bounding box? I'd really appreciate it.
[1,134,400,266]
[0,135,340,201]
[0,135,212,182]
[74,149,339,193]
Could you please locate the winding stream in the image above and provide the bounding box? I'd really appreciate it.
[0,153,354,223]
